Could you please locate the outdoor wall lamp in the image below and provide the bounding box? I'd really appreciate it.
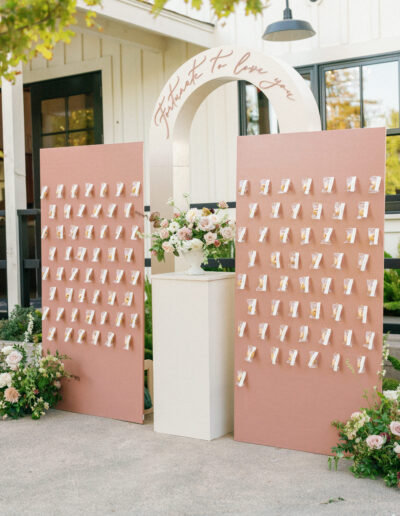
[262,0,316,42]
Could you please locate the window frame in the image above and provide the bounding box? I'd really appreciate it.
[238,50,400,213]
[318,52,400,135]
[29,71,103,208]
[318,52,400,211]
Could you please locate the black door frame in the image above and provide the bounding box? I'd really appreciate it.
[29,71,103,208]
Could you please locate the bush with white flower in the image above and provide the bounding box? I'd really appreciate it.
[0,312,73,420]
[329,388,400,488]
[149,197,235,262]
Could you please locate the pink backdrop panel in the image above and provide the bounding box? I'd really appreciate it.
[41,143,144,423]
[234,128,386,454]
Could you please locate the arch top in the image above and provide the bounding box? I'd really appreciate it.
[150,45,321,142]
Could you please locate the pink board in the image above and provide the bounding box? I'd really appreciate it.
[234,128,386,454]
[40,143,144,423]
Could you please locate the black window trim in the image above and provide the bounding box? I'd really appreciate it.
[28,70,103,208]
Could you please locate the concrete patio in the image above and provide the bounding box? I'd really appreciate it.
[0,410,398,516]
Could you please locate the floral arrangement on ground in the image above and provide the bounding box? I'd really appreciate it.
[0,313,73,420]
[329,388,400,488]
[149,197,235,262]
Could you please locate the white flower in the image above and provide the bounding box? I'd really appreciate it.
[394,443,400,454]
[383,390,399,401]
[181,240,193,251]
[5,351,23,370]
[1,346,13,355]
[0,373,12,388]
[197,216,215,232]
[168,221,180,233]
[204,232,217,245]
[185,209,200,224]
[209,214,219,225]
[189,238,203,251]
[169,234,179,245]
[220,226,234,241]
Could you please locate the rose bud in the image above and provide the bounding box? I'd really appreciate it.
[149,211,160,222]
[214,240,221,247]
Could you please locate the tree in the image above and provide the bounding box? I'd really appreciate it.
[0,0,102,81]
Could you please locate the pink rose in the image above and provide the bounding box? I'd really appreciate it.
[204,232,217,245]
[162,241,174,253]
[159,229,170,240]
[218,201,228,209]
[389,421,400,437]
[214,240,221,247]
[5,350,23,371]
[160,219,169,228]
[177,227,192,241]
[366,435,385,450]
[220,226,234,241]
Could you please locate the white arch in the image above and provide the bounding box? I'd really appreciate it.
[149,46,321,269]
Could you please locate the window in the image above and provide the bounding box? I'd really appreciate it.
[238,67,317,136]
[29,71,103,207]
[238,52,400,204]
[321,56,400,196]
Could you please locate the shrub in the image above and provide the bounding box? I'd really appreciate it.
[0,305,42,342]
[383,378,400,391]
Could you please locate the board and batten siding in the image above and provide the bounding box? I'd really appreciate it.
[23,24,238,208]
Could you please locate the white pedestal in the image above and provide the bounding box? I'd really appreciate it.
[152,272,235,440]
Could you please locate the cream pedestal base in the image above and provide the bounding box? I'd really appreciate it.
[152,272,235,440]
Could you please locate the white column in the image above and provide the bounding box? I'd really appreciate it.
[152,272,235,440]
[2,65,27,313]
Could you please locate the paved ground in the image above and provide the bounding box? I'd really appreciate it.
[0,410,398,516]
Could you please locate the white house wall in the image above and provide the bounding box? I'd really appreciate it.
[214,0,400,66]
[23,2,400,247]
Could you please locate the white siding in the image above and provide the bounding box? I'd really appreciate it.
[23,21,237,206]
[23,0,400,208]
[213,0,400,66]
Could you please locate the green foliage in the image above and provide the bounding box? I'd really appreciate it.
[144,277,153,360]
[383,252,400,314]
[0,0,101,81]
[383,377,400,391]
[152,0,269,18]
[329,391,400,488]
[388,355,400,372]
[385,129,400,195]
[0,305,42,342]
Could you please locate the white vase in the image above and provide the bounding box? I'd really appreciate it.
[182,249,205,275]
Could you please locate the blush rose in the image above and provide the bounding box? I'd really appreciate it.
[389,421,400,437]
[365,435,385,450]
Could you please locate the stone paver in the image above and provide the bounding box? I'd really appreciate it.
[0,410,398,516]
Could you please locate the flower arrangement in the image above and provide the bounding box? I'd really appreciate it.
[329,388,400,488]
[0,312,73,420]
[149,197,235,262]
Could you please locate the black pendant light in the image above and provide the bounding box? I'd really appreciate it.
[262,0,316,42]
